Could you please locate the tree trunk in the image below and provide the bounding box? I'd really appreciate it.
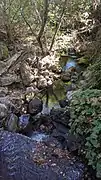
[37,0,49,55]
[49,0,67,51]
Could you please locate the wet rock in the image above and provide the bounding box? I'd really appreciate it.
[66,83,77,91]
[59,99,69,108]
[19,114,30,130]
[0,74,21,86]
[52,130,81,152]
[50,108,70,126]
[66,91,73,101]
[20,62,34,86]
[28,98,43,115]
[65,134,81,152]
[5,113,19,132]
[52,122,69,135]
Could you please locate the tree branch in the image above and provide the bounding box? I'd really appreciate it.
[49,0,67,51]
[37,0,49,55]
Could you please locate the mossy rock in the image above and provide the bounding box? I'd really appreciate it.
[77,57,89,65]
[0,42,9,60]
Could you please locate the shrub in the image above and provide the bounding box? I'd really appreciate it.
[70,89,101,178]
[81,58,101,89]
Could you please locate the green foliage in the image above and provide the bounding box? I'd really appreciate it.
[0,0,93,46]
[77,57,89,65]
[70,89,101,178]
[82,58,101,89]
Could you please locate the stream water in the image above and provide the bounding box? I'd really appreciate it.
[28,131,49,142]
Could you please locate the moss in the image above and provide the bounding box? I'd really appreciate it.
[77,57,89,65]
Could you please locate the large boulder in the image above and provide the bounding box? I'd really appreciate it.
[0,130,62,180]
[28,98,43,115]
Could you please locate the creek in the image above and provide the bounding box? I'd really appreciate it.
[24,55,94,180]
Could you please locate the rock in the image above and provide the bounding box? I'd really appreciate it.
[77,57,89,66]
[65,134,81,152]
[26,86,40,98]
[0,42,9,60]
[0,130,62,180]
[68,48,76,56]
[38,77,47,89]
[0,74,21,86]
[0,97,14,110]
[20,62,34,86]
[0,51,22,76]
[28,98,43,115]
[41,70,49,76]
[0,61,6,75]
[5,113,19,132]
[19,114,30,130]
[47,79,53,86]
[51,64,61,73]
[0,103,8,122]
[59,99,69,108]
[50,108,70,126]
[61,72,71,81]
[53,74,60,80]
[0,87,8,96]
[66,91,73,101]
[52,129,81,152]
[52,122,69,135]
[0,97,18,128]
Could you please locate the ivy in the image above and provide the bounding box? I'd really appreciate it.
[70,89,101,178]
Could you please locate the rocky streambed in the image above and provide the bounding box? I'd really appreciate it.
[0,48,97,179]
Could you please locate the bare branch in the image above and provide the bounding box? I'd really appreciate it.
[30,0,42,24]
[21,9,37,37]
